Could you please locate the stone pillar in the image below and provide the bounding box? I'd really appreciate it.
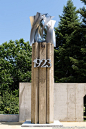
[39,42,46,124]
[46,43,54,123]
[31,42,39,124]
[31,42,54,124]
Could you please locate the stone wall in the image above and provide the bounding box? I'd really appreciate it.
[54,83,85,122]
[19,83,31,122]
[19,83,86,122]
[0,114,19,122]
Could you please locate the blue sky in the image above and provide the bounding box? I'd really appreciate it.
[0,0,84,45]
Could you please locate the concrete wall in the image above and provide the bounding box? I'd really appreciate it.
[19,83,31,122]
[19,83,86,122]
[0,114,19,122]
[54,83,85,122]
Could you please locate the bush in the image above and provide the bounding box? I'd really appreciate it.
[0,90,19,114]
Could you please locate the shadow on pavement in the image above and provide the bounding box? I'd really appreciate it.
[0,122,23,125]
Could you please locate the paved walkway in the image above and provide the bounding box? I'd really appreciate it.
[1,122,86,129]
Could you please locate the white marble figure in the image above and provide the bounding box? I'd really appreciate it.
[29,12,56,47]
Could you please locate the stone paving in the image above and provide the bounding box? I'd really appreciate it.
[1,122,86,129]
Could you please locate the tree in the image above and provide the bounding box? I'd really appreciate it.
[69,0,86,83]
[0,39,32,113]
[0,39,32,93]
[77,0,86,115]
[54,0,82,82]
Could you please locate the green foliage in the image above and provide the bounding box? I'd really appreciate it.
[0,39,32,93]
[70,0,86,82]
[0,90,19,114]
[0,39,32,114]
[55,0,81,49]
[54,0,83,82]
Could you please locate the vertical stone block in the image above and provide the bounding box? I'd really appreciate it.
[19,83,31,122]
[39,42,46,124]
[46,43,54,123]
[84,84,86,96]
[54,83,67,121]
[31,42,39,124]
[76,83,84,122]
[67,83,76,121]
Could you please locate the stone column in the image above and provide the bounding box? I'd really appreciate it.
[31,42,39,124]
[39,42,46,124]
[46,43,54,123]
[31,42,54,124]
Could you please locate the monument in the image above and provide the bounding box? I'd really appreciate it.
[22,12,63,127]
[30,12,55,124]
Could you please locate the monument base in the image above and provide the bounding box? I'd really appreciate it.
[21,120,63,127]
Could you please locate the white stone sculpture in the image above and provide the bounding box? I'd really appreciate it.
[29,12,56,47]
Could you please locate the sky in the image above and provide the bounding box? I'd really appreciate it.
[0,0,85,45]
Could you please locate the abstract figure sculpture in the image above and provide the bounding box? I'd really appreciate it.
[30,12,56,47]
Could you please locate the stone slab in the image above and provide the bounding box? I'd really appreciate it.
[19,83,31,122]
[54,83,67,121]
[39,42,46,124]
[0,114,19,122]
[31,42,39,124]
[46,43,54,123]
[21,120,63,127]
[67,83,76,121]
[76,83,84,122]
[19,83,86,122]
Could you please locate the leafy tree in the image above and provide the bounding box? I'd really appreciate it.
[0,39,32,113]
[0,39,32,94]
[54,0,82,82]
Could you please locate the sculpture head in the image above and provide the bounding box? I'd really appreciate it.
[29,12,56,47]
